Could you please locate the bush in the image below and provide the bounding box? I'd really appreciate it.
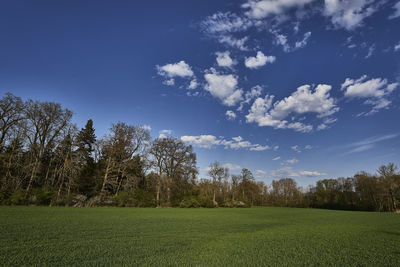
[110,191,129,207]
[31,187,56,205]
[10,189,27,205]
[132,189,154,207]
[198,195,215,208]
[179,197,200,208]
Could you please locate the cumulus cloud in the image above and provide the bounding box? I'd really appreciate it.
[157,61,195,87]
[323,0,378,30]
[157,61,193,79]
[216,51,236,67]
[389,1,400,19]
[181,135,271,151]
[242,0,315,19]
[341,75,398,115]
[204,69,243,106]
[246,84,338,132]
[226,110,237,120]
[188,79,198,90]
[245,51,276,69]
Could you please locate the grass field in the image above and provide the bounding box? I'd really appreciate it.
[0,207,399,266]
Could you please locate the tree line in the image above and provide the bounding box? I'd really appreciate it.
[0,93,399,211]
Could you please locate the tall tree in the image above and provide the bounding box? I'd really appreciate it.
[150,137,197,207]
[76,119,97,195]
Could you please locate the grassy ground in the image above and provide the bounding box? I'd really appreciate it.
[0,206,399,266]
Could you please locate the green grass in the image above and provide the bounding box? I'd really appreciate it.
[0,207,399,266]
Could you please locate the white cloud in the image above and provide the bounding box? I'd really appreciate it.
[250,144,271,151]
[342,75,398,115]
[273,145,279,151]
[200,12,251,51]
[291,145,301,152]
[216,51,236,68]
[272,30,312,52]
[323,0,378,30]
[181,135,271,151]
[272,156,281,160]
[317,117,337,131]
[270,166,326,178]
[157,61,194,79]
[295,31,312,49]
[246,84,338,132]
[365,44,375,59]
[299,170,326,177]
[222,163,242,171]
[200,12,252,34]
[204,69,243,106]
[305,145,312,150]
[394,42,400,52]
[226,110,237,120]
[245,51,276,69]
[188,79,198,90]
[242,0,315,19]
[285,158,299,164]
[218,36,249,51]
[255,169,267,178]
[141,125,152,131]
[389,1,400,19]
[159,129,173,139]
[238,85,263,111]
[340,134,399,155]
[157,61,195,87]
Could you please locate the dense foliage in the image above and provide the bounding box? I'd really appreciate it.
[0,93,399,211]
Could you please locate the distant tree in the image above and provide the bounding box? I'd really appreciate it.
[378,163,399,211]
[207,161,229,206]
[0,93,25,152]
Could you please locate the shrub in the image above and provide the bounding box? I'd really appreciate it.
[179,197,200,208]
[110,191,129,207]
[31,187,56,205]
[132,189,154,207]
[10,189,27,205]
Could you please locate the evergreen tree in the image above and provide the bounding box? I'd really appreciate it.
[76,119,96,195]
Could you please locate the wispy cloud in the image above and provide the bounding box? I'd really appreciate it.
[342,133,399,155]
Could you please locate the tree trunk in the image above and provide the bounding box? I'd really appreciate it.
[25,157,39,197]
[101,157,112,193]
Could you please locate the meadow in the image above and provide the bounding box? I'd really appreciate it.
[0,207,399,266]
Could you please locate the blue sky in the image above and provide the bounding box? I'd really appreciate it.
[1,0,400,186]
